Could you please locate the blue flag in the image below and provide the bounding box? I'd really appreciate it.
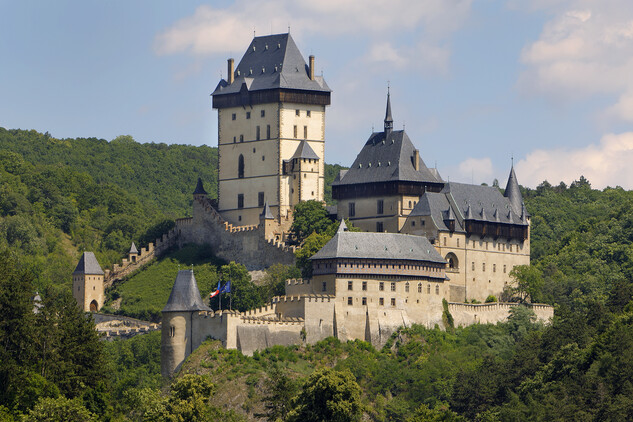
[220,280,231,294]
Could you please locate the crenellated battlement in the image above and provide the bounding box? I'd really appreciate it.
[448,302,554,326]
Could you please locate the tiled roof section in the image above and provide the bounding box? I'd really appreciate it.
[129,242,138,254]
[193,177,207,195]
[310,230,445,264]
[503,166,523,215]
[410,182,527,228]
[332,130,441,186]
[212,33,330,96]
[73,252,104,275]
[291,140,320,160]
[163,270,212,313]
[260,201,274,219]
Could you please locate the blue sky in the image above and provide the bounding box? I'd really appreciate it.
[2,0,633,189]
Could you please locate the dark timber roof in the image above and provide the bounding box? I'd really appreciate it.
[73,252,104,275]
[291,140,320,160]
[310,222,445,263]
[212,33,330,96]
[193,177,207,195]
[410,182,527,229]
[332,130,442,186]
[504,166,524,216]
[163,270,211,313]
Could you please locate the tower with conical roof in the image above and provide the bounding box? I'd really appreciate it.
[161,270,211,377]
[503,165,524,217]
[212,33,330,228]
[72,252,104,312]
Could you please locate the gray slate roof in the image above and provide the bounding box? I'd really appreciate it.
[291,140,319,160]
[260,201,274,219]
[129,242,138,254]
[310,223,445,264]
[410,182,527,229]
[73,252,104,275]
[193,177,207,195]
[503,166,525,216]
[212,33,330,96]
[163,270,212,313]
[332,130,442,186]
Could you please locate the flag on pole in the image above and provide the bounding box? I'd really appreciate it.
[209,281,221,299]
[220,280,231,294]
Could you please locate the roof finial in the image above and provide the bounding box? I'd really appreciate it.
[253,27,256,38]
[288,24,290,33]
[511,153,514,168]
[384,85,393,135]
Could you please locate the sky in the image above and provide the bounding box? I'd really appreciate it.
[2,0,633,189]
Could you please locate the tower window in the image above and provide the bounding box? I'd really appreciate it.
[362,297,367,306]
[261,110,265,117]
[237,194,244,209]
[258,192,264,207]
[362,281,367,291]
[240,134,244,142]
[256,126,260,140]
[307,110,311,117]
[436,285,440,295]
[391,298,396,307]
[246,111,251,119]
[293,125,298,138]
[169,326,175,337]
[379,298,384,306]
[238,154,245,178]
[349,202,356,217]
[377,199,384,214]
[233,136,236,143]
[482,263,486,272]
[391,282,396,292]
[377,222,384,232]
[405,282,409,293]
[322,282,327,292]
[379,282,384,291]
[348,281,353,291]
[304,126,307,139]
[232,113,236,120]
[348,297,353,306]
[418,283,422,293]
[296,109,300,116]
[266,125,271,139]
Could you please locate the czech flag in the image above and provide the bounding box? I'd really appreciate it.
[209,281,220,299]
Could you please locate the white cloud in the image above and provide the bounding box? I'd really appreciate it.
[447,157,494,184]
[515,132,633,189]
[518,0,633,122]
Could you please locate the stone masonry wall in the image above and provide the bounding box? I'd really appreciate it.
[449,302,554,326]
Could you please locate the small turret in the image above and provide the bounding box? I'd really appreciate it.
[128,242,139,263]
[193,177,207,199]
[504,165,523,217]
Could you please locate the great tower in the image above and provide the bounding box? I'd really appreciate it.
[212,33,330,229]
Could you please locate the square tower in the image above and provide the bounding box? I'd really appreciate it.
[212,33,331,227]
[72,252,105,312]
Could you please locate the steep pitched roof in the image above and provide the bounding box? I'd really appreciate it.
[260,201,274,220]
[504,166,523,216]
[291,140,319,160]
[163,270,211,313]
[129,242,138,254]
[193,177,207,195]
[212,33,330,96]
[73,252,104,275]
[310,230,445,264]
[332,130,442,186]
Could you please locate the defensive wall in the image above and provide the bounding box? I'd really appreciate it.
[448,302,554,326]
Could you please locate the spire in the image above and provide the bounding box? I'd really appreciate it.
[493,208,500,222]
[384,87,393,135]
[163,270,211,313]
[504,165,523,216]
[465,205,473,219]
[337,219,348,232]
[259,201,274,220]
[193,177,207,196]
[73,252,104,275]
[129,242,138,254]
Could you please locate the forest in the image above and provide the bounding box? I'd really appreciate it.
[1,128,633,420]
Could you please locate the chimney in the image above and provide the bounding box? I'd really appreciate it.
[413,150,420,171]
[309,55,315,81]
[227,58,234,84]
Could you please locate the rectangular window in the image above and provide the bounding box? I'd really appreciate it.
[377,199,384,214]
[379,298,384,306]
[240,134,244,142]
[258,192,264,207]
[348,281,353,291]
[503,264,507,274]
[261,110,265,118]
[246,111,251,119]
[391,282,396,292]
[237,194,244,209]
[170,326,175,337]
[349,202,356,217]
[347,297,353,306]
[233,136,236,143]
[482,263,486,272]
[362,281,367,291]
[293,125,297,138]
[322,282,327,292]
[457,238,460,247]
[362,297,367,306]
[256,126,260,140]
[296,109,300,116]
[379,282,384,291]
[472,262,475,271]
[304,126,308,139]
[493,264,496,273]
[405,283,410,293]
[307,110,311,117]
[376,222,384,232]
[391,298,396,307]
[267,125,271,139]
[232,113,236,120]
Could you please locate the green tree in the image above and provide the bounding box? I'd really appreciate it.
[257,367,299,421]
[217,262,263,312]
[161,374,215,422]
[24,396,96,422]
[287,368,362,422]
[509,265,544,303]
[290,200,332,243]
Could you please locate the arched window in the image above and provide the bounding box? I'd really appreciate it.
[435,285,440,295]
[405,282,410,293]
[417,283,422,293]
[446,252,459,270]
[238,154,245,178]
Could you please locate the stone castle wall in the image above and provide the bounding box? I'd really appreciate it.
[449,302,554,326]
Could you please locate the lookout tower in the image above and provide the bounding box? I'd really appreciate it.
[212,33,331,228]
[72,252,104,312]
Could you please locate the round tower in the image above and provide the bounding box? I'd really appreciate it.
[161,270,211,377]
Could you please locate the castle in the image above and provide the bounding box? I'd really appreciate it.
[68,32,552,376]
